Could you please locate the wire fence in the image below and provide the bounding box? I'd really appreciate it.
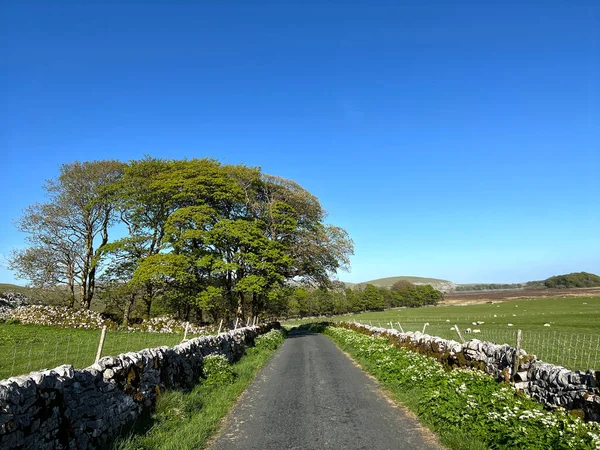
[0,328,207,380]
[354,320,600,372]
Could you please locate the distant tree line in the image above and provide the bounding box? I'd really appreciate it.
[543,272,600,289]
[284,280,443,318]
[454,283,522,292]
[10,158,354,326]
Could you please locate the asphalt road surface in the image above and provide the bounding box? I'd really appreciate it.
[209,330,443,450]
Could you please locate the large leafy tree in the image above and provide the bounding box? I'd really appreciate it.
[14,157,353,322]
[125,158,353,322]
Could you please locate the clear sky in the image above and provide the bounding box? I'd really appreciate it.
[1,0,599,285]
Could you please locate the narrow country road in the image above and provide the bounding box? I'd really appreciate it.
[209,330,443,450]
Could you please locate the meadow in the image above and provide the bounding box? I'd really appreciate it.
[284,295,600,371]
[0,324,205,379]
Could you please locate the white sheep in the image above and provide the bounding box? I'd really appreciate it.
[476,321,484,325]
[465,327,472,333]
[544,323,551,327]
[508,323,513,327]
[472,322,477,325]
[472,329,481,333]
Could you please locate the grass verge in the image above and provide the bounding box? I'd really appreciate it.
[307,323,600,450]
[112,328,286,450]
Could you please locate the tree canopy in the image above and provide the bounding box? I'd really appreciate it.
[11,157,354,325]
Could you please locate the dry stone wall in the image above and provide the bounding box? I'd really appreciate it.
[341,322,600,422]
[0,323,279,450]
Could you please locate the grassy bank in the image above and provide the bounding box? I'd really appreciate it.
[315,324,600,450]
[113,328,286,450]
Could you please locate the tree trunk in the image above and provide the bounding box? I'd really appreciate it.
[79,230,94,309]
[123,293,136,327]
[83,212,110,310]
[79,284,89,309]
[66,259,76,308]
[67,278,75,308]
[236,291,245,322]
[87,269,96,307]
[251,292,258,322]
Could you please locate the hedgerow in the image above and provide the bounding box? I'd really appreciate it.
[323,325,600,450]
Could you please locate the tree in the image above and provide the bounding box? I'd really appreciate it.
[13,157,354,323]
[107,157,181,318]
[12,160,125,309]
[361,284,385,310]
[345,287,364,312]
[125,159,353,322]
[391,281,443,307]
[10,202,80,307]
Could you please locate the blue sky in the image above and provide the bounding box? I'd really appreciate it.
[1,0,599,285]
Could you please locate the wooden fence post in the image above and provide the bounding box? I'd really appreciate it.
[512,329,523,382]
[397,322,404,333]
[95,326,107,363]
[234,317,239,330]
[183,322,189,341]
[422,323,429,334]
[217,319,223,334]
[454,325,465,343]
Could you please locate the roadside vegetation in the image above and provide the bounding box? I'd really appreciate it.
[113,328,286,450]
[315,324,600,450]
[284,295,600,371]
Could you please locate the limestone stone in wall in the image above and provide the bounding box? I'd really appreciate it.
[342,322,600,422]
[0,323,279,450]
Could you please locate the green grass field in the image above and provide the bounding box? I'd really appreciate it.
[0,324,206,379]
[284,296,600,371]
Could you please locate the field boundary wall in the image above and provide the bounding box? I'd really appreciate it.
[340,322,600,422]
[0,323,279,449]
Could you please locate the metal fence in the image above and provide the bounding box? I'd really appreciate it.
[0,328,201,380]
[359,320,600,372]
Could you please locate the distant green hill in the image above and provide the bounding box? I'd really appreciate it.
[544,272,600,289]
[342,271,600,294]
[347,276,456,292]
